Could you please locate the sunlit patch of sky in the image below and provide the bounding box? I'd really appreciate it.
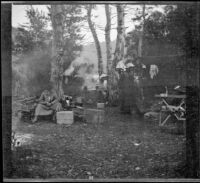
[12,4,168,45]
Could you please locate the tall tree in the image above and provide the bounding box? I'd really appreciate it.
[105,4,113,101]
[138,4,146,57]
[105,4,126,105]
[105,4,112,75]
[61,5,85,70]
[130,4,153,57]
[12,6,52,97]
[87,5,103,77]
[113,4,125,67]
[15,6,50,54]
[49,5,65,98]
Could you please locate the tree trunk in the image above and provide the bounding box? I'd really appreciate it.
[138,4,145,57]
[114,4,125,67]
[105,5,112,77]
[136,4,145,113]
[49,5,65,99]
[87,5,103,77]
[106,4,125,105]
[105,4,114,103]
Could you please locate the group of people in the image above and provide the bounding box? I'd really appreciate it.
[32,55,147,122]
[116,55,147,114]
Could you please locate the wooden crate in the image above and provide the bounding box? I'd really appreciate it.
[97,103,105,109]
[73,107,84,118]
[84,108,105,124]
[56,111,74,125]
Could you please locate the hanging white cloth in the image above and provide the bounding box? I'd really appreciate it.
[149,64,159,79]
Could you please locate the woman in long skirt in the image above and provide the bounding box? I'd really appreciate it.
[32,90,62,123]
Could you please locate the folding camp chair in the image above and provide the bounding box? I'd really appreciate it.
[155,94,186,126]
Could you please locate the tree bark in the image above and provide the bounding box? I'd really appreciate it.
[135,4,145,113]
[106,4,125,105]
[105,4,114,103]
[87,5,103,77]
[138,4,145,57]
[105,4,112,78]
[113,4,125,67]
[49,5,65,99]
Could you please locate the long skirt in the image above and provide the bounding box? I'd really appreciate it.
[35,102,62,116]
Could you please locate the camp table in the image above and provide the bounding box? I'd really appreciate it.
[155,94,186,126]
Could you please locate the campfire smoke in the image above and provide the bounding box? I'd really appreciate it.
[64,56,99,90]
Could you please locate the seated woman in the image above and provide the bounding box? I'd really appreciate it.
[32,90,62,123]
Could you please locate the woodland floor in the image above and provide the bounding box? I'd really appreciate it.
[11,107,186,179]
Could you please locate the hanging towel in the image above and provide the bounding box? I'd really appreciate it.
[149,64,159,79]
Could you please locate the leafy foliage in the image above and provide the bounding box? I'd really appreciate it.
[13,6,50,54]
[143,4,199,56]
[14,27,34,54]
[144,11,167,42]
[12,6,52,96]
[60,5,86,70]
[165,4,199,56]
[12,5,86,97]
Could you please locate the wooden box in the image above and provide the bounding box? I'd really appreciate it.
[97,103,105,109]
[84,108,105,124]
[56,111,74,125]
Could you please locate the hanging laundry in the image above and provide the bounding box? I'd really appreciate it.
[149,64,159,79]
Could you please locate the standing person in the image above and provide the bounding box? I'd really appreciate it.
[32,89,62,123]
[99,74,108,103]
[126,62,137,113]
[134,57,146,79]
[133,57,146,114]
[118,69,126,113]
[123,62,136,114]
[116,60,126,113]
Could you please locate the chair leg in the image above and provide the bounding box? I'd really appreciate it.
[159,112,171,126]
[159,111,162,126]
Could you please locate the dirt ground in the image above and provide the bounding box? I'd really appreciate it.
[11,107,186,179]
